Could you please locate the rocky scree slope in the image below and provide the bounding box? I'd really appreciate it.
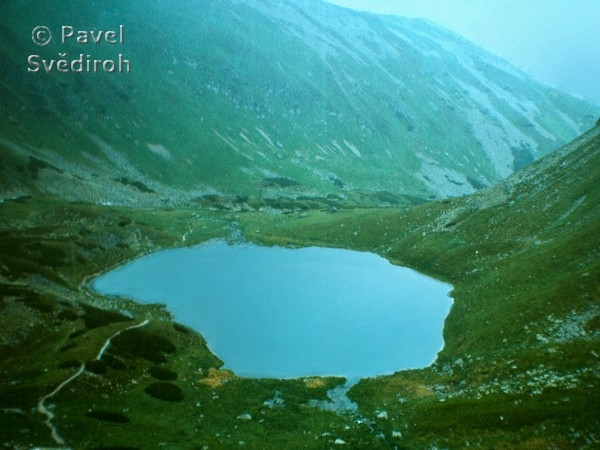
[0,0,598,206]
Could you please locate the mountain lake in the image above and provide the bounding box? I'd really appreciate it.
[91,241,453,378]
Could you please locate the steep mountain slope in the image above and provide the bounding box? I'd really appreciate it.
[1,0,598,205]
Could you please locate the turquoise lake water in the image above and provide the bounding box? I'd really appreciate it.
[91,241,453,378]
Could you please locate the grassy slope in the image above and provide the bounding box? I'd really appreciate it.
[0,198,376,449]
[1,127,598,448]
[240,125,600,448]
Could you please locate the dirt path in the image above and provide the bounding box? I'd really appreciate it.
[37,319,150,446]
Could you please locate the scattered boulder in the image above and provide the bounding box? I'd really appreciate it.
[376,410,388,420]
[263,390,285,408]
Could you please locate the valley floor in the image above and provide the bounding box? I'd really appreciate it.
[1,127,599,449]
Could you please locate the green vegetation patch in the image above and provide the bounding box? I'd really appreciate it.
[58,359,82,369]
[3,286,57,314]
[86,410,131,424]
[14,292,55,314]
[85,359,108,375]
[0,408,49,446]
[108,328,176,363]
[103,354,126,370]
[81,303,133,329]
[144,382,184,402]
[148,366,178,381]
[57,308,80,321]
[172,322,190,334]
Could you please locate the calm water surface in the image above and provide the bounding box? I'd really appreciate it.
[92,241,453,378]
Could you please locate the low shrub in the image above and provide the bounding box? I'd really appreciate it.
[58,359,81,369]
[103,354,126,370]
[86,410,130,423]
[149,366,177,381]
[109,329,176,363]
[81,304,132,329]
[173,322,189,334]
[144,382,184,402]
[85,359,107,375]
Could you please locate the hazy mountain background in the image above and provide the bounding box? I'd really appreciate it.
[326,0,600,106]
[1,0,598,207]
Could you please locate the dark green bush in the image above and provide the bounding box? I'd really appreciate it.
[117,218,132,227]
[59,342,78,352]
[144,382,183,402]
[85,359,107,375]
[15,292,54,313]
[86,410,130,423]
[109,329,176,363]
[81,303,132,329]
[58,359,81,369]
[149,366,177,381]
[57,309,79,321]
[173,322,189,334]
[103,354,126,370]
[69,328,87,339]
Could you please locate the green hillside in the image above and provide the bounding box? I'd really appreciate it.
[1,0,598,206]
[1,124,598,448]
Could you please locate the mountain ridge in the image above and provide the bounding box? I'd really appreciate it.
[1,0,598,205]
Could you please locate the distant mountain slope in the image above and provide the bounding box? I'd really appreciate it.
[0,0,598,205]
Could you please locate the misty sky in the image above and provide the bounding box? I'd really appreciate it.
[325,0,600,105]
